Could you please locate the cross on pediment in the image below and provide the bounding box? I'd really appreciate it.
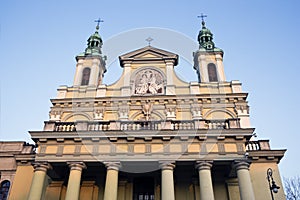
[146,37,153,46]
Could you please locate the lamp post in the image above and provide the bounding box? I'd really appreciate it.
[267,168,280,200]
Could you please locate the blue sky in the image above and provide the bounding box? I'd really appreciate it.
[1,0,300,178]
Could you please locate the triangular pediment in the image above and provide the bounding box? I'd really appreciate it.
[119,46,178,67]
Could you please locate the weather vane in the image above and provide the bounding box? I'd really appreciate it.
[95,18,104,30]
[146,37,153,46]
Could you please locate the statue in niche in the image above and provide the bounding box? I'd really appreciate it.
[134,69,163,95]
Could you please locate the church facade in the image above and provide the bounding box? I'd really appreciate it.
[4,20,286,200]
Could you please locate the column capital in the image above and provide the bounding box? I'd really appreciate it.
[67,162,87,172]
[32,162,52,172]
[159,161,175,170]
[234,160,250,171]
[104,161,121,171]
[196,161,213,170]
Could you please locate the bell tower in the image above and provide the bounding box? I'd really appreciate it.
[73,20,106,87]
[193,16,225,83]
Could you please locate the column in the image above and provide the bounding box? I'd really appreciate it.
[65,162,86,200]
[196,161,215,200]
[235,161,255,200]
[103,162,121,200]
[160,161,175,200]
[28,162,51,200]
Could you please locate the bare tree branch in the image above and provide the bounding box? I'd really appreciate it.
[284,176,300,200]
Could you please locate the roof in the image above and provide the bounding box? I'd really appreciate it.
[119,46,178,67]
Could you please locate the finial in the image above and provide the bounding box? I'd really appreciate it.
[94,18,104,31]
[197,13,207,27]
[146,37,153,46]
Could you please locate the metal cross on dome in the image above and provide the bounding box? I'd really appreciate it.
[197,13,207,27]
[146,37,153,46]
[95,18,104,30]
[197,13,207,22]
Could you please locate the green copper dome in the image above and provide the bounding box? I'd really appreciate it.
[84,25,103,56]
[197,20,223,53]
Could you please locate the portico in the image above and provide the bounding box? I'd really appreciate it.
[27,159,260,200]
[16,19,287,200]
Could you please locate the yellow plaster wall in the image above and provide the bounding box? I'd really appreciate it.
[134,144,145,153]
[103,112,118,121]
[204,110,233,119]
[188,144,200,153]
[82,59,93,66]
[250,162,286,200]
[170,144,181,153]
[8,165,34,200]
[79,182,99,200]
[194,184,200,200]
[99,145,111,153]
[107,74,124,90]
[152,144,163,153]
[45,181,63,200]
[63,145,75,154]
[172,73,189,87]
[213,181,228,200]
[206,143,218,153]
[226,178,240,200]
[116,144,128,153]
[46,146,58,154]
[125,182,133,200]
[175,87,190,95]
[81,145,93,154]
[175,182,194,200]
[63,113,91,122]
[224,144,237,152]
[60,185,67,200]
[131,63,166,72]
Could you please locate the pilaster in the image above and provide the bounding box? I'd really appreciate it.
[122,63,131,96]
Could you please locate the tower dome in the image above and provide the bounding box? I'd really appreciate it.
[84,24,103,56]
[198,20,215,51]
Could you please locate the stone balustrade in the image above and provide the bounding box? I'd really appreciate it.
[44,118,241,132]
[54,122,76,132]
[246,140,271,151]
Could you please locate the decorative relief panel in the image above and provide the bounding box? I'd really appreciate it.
[133,68,165,95]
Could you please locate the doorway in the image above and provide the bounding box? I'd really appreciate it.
[133,177,155,200]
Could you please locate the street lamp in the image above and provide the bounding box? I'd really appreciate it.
[267,168,280,200]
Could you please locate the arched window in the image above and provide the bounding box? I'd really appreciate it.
[0,180,11,200]
[81,67,91,86]
[208,63,218,82]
